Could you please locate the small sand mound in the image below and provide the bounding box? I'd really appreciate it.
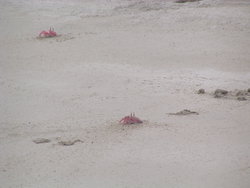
[168,109,199,116]
[214,89,228,98]
[58,139,83,146]
[176,0,201,3]
[197,88,205,94]
[33,138,51,144]
[198,88,250,101]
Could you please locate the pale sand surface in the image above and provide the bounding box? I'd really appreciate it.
[1,0,250,187]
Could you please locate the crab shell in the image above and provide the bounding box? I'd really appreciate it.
[39,28,57,38]
[119,114,143,125]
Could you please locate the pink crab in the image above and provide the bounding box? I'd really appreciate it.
[119,113,143,125]
[38,28,57,38]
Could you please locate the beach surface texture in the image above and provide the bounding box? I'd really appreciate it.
[1,0,250,187]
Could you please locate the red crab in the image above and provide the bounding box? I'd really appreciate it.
[119,113,143,125]
[39,28,57,38]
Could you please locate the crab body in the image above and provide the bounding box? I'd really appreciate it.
[39,28,57,38]
[119,113,143,125]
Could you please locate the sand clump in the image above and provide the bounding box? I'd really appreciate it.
[33,138,83,146]
[237,96,247,101]
[58,139,83,146]
[168,109,199,116]
[197,88,250,101]
[176,0,201,3]
[33,138,51,144]
[214,89,229,98]
[197,88,205,94]
[214,89,250,100]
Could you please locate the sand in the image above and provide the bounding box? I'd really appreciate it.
[1,0,250,187]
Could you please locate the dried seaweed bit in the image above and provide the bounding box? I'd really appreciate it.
[58,139,83,146]
[214,89,228,98]
[168,109,199,116]
[176,0,200,3]
[197,88,205,94]
[237,96,247,101]
[33,138,51,144]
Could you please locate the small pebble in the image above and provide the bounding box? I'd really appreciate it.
[168,109,199,115]
[248,88,250,92]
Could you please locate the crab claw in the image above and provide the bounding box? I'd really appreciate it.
[39,31,48,37]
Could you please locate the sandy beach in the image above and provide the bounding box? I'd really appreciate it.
[1,0,250,187]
